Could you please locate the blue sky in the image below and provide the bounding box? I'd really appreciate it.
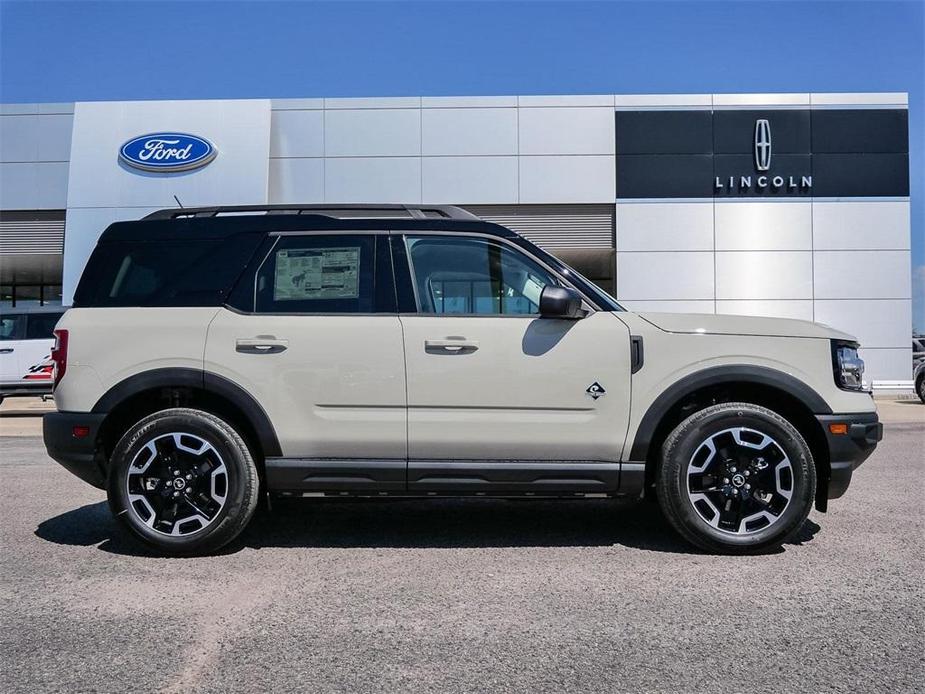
[1,0,922,329]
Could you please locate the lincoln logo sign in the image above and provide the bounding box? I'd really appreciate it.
[119,133,216,173]
[754,119,771,171]
[714,118,812,193]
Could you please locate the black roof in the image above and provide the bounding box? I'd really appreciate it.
[99,205,516,243]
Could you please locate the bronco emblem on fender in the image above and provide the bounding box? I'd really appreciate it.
[586,382,606,400]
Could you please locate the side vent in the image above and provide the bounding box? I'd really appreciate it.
[630,336,644,374]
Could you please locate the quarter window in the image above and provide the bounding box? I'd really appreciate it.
[405,236,557,315]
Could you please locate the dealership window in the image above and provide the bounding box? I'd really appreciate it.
[0,284,63,309]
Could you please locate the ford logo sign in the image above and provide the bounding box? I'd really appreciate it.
[119,132,216,173]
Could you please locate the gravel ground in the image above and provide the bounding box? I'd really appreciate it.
[0,401,922,693]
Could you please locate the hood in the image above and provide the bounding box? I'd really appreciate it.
[638,312,857,341]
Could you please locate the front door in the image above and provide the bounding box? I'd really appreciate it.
[397,233,632,492]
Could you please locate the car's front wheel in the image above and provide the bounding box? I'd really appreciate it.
[657,402,816,554]
[917,375,925,404]
[108,408,259,556]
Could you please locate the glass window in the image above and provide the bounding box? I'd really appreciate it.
[405,236,557,315]
[26,312,64,340]
[0,314,25,341]
[255,235,377,313]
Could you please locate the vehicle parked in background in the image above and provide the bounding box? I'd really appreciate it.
[0,306,64,404]
[913,336,925,367]
[44,205,882,556]
[914,359,925,404]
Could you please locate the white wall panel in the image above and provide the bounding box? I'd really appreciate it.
[324,109,420,157]
[518,107,615,155]
[617,251,714,300]
[716,300,814,321]
[857,348,913,381]
[270,110,324,158]
[619,299,715,314]
[714,202,811,251]
[813,250,911,299]
[814,299,911,348]
[716,251,813,300]
[422,96,517,108]
[421,108,517,156]
[0,162,69,209]
[813,201,910,250]
[324,157,421,203]
[616,202,713,251]
[0,114,72,162]
[422,157,517,204]
[268,158,324,203]
[519,156,614,203]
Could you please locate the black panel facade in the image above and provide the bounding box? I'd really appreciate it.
[616,155,714,198]
[615,108,910,198]
[812,153,910,197]
[615,110,713,154]
[811,109,909,153]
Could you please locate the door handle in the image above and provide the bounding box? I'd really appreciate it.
[236,337,288,355]
[0,348,13,354]
[424,339,479,354]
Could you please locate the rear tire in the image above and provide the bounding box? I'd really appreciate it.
[657,402,816,554]
[917,375,925,404]
[107,408,259,556]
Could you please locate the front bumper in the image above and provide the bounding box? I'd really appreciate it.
[43,411,108,489]
[816,412,882,500]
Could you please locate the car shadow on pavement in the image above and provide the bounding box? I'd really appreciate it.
[35,498,821,557]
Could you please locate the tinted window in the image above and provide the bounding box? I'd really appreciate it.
[73,235,264,307]
[405,236,557,315]
[0,314,25,341]
[255,235,379,313]
[26,313,63,340]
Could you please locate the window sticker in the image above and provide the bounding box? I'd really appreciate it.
[274,247,360,301]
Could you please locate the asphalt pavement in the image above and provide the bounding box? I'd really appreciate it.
[0,399,922,693]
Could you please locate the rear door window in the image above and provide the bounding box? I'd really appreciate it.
[0,314,25,341]
[25,313,63,340]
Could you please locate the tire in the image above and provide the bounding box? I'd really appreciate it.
[657,402,816,554]
[917,376,925,404]
[107,408,260,556]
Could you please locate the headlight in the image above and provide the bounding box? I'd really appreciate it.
[831,341,866,391]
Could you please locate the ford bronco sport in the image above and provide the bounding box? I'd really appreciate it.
[43,204,882,555]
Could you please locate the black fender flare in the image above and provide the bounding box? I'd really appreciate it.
[92,367,282,457]
[628,364,832,461]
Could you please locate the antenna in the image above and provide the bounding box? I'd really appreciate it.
[173,195,184,208]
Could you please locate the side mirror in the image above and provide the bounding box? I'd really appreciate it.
[539,286,584,319]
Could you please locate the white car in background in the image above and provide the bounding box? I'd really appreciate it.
[0,307,64,404]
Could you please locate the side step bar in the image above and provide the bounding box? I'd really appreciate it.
[265,459,644,497]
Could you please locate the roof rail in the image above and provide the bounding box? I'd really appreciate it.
[142,204,480,221]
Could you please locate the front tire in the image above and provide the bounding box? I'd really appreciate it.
[108,408,259,556]
[917,375,925,404]
[657,402,816,554]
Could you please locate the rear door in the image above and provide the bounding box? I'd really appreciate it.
[395,233,632,492]
[204,231,407,491]
[21,312,62,384]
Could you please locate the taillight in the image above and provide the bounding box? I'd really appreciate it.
[51,329,68,389]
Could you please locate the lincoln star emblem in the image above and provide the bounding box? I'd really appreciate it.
[754,119,771,172]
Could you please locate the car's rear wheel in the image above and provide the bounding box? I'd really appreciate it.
[107,408,259,556]
[917,375,925,404]
[657,402,816,554]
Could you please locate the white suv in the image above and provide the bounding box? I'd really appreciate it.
[43,205,882,555]
[0,306,64,404]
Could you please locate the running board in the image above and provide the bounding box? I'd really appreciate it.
[265,458,630,496]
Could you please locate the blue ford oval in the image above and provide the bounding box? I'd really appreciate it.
[119,133,216,173]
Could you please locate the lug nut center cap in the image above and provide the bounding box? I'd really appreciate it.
[173,477,186,490]
[731,473,746,488]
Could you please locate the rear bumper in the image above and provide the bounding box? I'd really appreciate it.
[43,411,108,489]
[816,412,882,500]
[1,381,53,398]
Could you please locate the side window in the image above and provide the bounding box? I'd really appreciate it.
[26,313,63,340]
[255,235,381,314]
[0,314,25,341]
[405,236,558,315]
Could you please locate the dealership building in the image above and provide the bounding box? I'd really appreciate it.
[0,92,913,383]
